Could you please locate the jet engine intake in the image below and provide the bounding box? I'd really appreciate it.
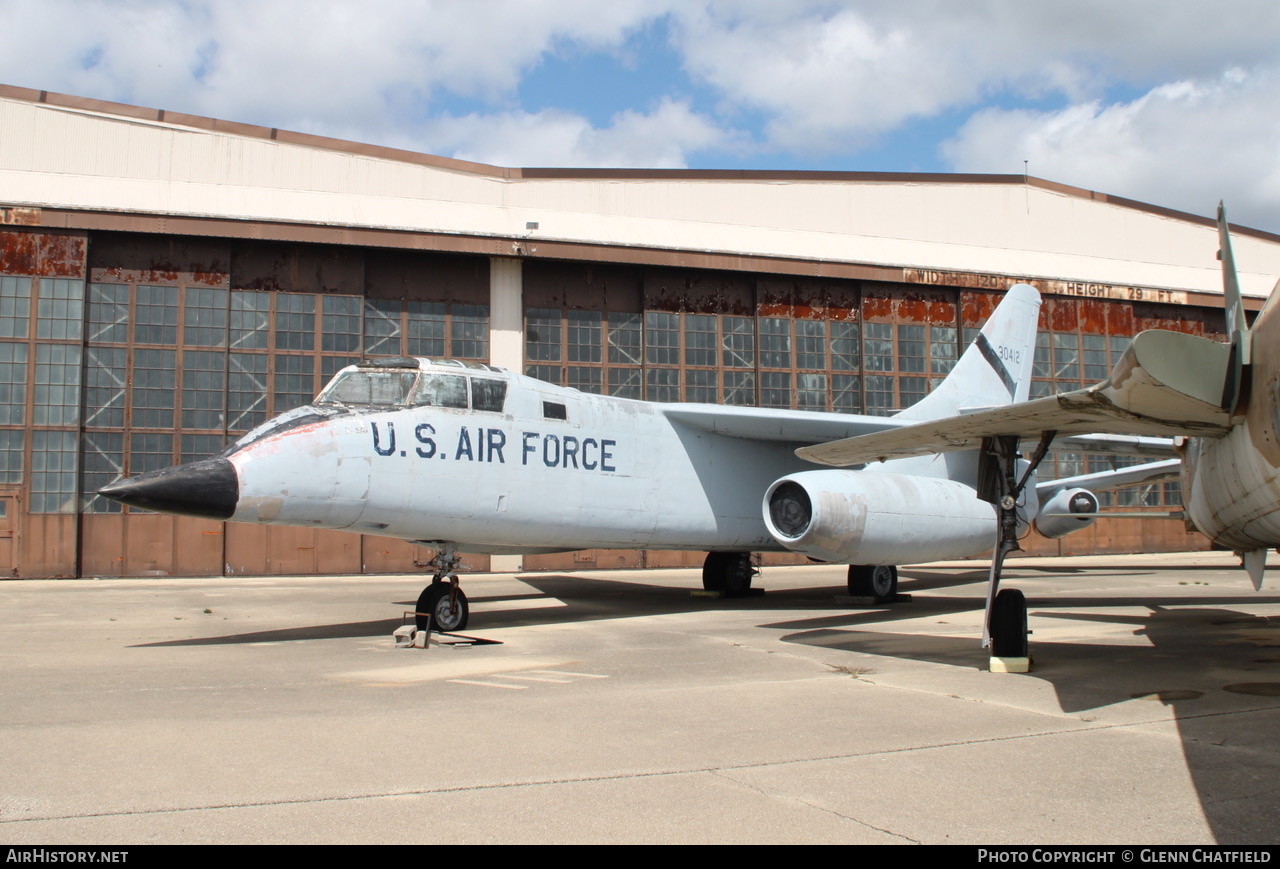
[762,470,997,564]
[1034,487,1100,539]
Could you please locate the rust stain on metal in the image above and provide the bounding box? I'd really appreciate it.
[0,229,87,277]
[1078,299,1108,334]
[961,291,999,327]
[861,294,894,320]
[0,207,41,226]
[907,268,1190,306]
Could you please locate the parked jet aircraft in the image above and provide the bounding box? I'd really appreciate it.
[99,280,1167,659]
[799,205,1276,636]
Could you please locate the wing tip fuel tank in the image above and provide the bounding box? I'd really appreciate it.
[98,458,239,521]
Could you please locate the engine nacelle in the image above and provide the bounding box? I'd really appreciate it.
[1034,487,1100,539]
[763,470,997,565]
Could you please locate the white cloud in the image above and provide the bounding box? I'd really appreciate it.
[0,0,669,138]
[668,1,1280,154]
[426,98,728,167]
[941,68,1280,230]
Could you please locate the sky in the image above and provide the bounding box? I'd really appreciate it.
[3,0,1280,231]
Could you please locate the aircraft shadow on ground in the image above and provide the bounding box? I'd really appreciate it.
[771,593,1280,846]
[130,565,1280,842]
[131,573,875,646]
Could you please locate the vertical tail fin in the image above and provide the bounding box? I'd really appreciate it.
[1218,203,1253,414]
[896,283,1041,422]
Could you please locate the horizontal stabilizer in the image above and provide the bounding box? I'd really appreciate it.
[1036,458,1181,499]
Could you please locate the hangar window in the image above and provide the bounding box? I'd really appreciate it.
[273,354,314,412]
[322,296,361,353]
[81,347,123,429]
[34,344,81,427]
[0,430,23,485]
[129,348,175,429]
[451,305,489,360]
[30,430,77,513]
[275,294,315,352]
[0,276,31,339]
[0,343,27,426]
[36,279,84,341]
[185,288,228,347]
[134,285,178,345]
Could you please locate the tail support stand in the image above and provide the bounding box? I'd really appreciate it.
[978,431,1055,673]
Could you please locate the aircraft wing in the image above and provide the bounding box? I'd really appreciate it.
[663,404,911,444]
[798,328,1236,466]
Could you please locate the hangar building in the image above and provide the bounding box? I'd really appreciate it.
[2,84,1278,578]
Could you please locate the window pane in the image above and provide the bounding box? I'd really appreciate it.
[228,353,268,432]
[684,315,716,367]
[830,320,859,371]
[406,301,446,357]
[273,354,314,411]
[645,312,679,366]
[81,431,123,513]
[723,371,755,406]
[607,313,642,365]
[31,430,78,513]
[795,320,825,370]
[864,323,893,372]
[322,295,361,352]
[275,294,315,351]
[181,350,227,429]
[364,299,403,356]
[722,316,754,368]
[36,278,84,341]
[134,285,178,345]
[184,287,228,347]
[87,283,129,344]
[230,291,270,350]
[646,367,679,402]
[0,276,31,339]
[34,343,81,426]
[684,368,717,403]
[759,318,790,369]
[526,309,562,362]
[0,342,27,426]
[0,429,23,485]
[130,348,175,428]
[760,371,790,408]
[450,304,488,359]
[83,346,126,428]
[566,310,602,364]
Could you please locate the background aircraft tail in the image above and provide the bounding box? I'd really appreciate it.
[895,283,1041,422]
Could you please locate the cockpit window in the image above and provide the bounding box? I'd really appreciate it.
[410,373,468,409]
[317,371,418,407]
[472,378,507,412]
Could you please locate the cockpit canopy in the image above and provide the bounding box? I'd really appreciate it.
[316,358,508,412]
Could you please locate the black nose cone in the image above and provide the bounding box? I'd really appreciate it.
[98,458,238,520]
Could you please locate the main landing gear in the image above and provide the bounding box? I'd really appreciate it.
[978,432,1055,667]
[702,551,756,596]
[414,545,469,632]
[847,564,898,603]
